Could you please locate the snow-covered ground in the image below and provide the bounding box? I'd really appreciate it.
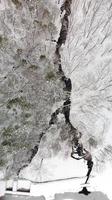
[0,176,110,200]
[1,162,112,200]
[1,192,109,200]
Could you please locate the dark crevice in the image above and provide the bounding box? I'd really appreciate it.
[54,0,94,186]
[49,1,73,126]
[28,132,45,162]
[17,164,28,176]
[49,0,73,128]
[55,0,72,126]
[62,98,71,123]
[49,108,60,125]
[58,63,63,73]
[56,14,69,48]
[61,0,72,15]
[62,76,72,91]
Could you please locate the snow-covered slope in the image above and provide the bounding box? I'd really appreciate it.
[19,0,112,182]
[0,0,64,177]
[61,0,112,171]
[0,0,112,199]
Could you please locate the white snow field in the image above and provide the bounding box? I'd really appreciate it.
[0,162,112,200]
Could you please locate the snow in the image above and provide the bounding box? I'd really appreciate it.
[19,156,87,182]
[61,0,112,180]
[18,1,112,199]
[91,162,112,200]
[1,162,112,199]
[0,171,111,200]
[0,0,112,199]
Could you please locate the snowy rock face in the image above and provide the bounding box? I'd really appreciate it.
[21,0,112,182]
[61,0,112,171]
[0,0,66,177]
